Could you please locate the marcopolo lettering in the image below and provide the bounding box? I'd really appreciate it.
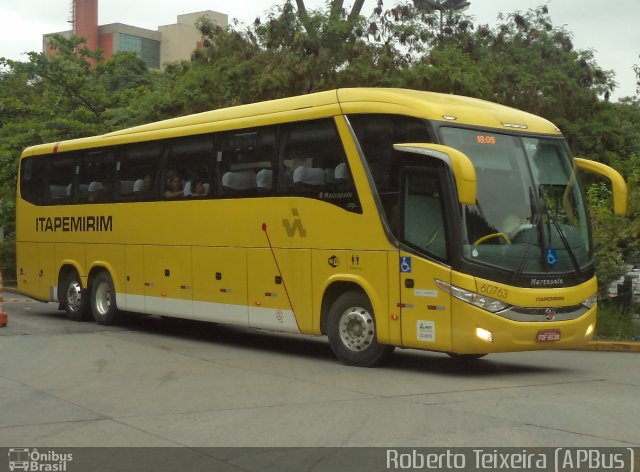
[35,216,113,232]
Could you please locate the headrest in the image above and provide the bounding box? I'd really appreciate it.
[222,171,256,190]
[335,163,349,180]
[293,166,325,186]
[256,169,273,189]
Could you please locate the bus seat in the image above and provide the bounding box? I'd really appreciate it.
[324,168,336,186]
[78,184,90,199]
[88,181,103,193]
[119,180,135,194]
[293,166,325,193]
[50,185,69,199]
[133,179,144,192]
[335,163,351,190]
[256,169,273,194]
[222,170,256,195]
[335,163,349,180]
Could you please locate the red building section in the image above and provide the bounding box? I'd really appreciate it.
[74,0,99,52]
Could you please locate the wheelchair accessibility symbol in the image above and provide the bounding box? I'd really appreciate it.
[400,256,412,273]
[546,248,558,266]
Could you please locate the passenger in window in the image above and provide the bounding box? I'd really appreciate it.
[165,174,184,198]
[89,180,112,203]
[191,179,207,197]
[135,175,155,199]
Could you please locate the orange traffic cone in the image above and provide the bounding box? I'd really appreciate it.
[0,272,7,327]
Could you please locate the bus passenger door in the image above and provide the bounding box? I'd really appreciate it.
[398,168,453,352]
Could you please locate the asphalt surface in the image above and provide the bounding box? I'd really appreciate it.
[1,294,639,449]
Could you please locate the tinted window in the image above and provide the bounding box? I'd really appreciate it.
[20,157,49,205]
[164,135,214,199]
[117,141,163,201]
[277,119,360,212]
[217,127,276,197]
[78,149,116,203]
[49,154,76,205]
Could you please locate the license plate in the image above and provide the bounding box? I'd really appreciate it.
[536,329,561,342]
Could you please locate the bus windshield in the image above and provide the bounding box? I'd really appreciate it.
[440,127,592,275]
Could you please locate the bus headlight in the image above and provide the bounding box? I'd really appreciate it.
[582,294,597,309]
[436,280,510,313]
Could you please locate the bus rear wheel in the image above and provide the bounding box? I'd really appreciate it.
[91,271,119,325]
[327,291,394,367]
[60,271,91,321]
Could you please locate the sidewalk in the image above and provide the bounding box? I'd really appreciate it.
[576,340,640,352]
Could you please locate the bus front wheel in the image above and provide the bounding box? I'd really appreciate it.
[90,271,119,325]
[60,271,91,321]
[327,291,394,367]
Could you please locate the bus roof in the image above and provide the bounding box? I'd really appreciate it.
[22,88,562,156]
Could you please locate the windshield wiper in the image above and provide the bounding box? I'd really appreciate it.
[513,187,543,280]
[512,214,540,280]
[546,211,583,277]
[539,185,583,277]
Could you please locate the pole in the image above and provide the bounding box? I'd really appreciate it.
[0,271,7,327]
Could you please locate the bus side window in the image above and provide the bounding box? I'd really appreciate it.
[20,157,49,206]
[78,149,116,203]
[277,118,361,212]
[164,135,215,199]
[49,155,76,205]
[117,141,163,201]
[218,127,276,198]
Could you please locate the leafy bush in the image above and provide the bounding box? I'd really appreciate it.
[595,302,640,340]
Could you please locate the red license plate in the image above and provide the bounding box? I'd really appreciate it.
[536,329,561,342]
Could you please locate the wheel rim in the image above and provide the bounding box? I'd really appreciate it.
[66,281,83,312]
[95,281,111,316]
[338,306,375,351]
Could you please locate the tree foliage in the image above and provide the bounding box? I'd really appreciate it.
[0,1,639,287]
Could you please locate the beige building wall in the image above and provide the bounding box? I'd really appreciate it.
[158,10,228,66]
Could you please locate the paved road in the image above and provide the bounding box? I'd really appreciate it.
[1,294,639,448]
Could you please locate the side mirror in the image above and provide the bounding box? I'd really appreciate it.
[574,157,628,215]
[393,143,477,205]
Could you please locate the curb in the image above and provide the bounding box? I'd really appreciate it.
[575,341,640,352]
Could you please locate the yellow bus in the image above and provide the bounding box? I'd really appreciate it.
[16,88,627,366]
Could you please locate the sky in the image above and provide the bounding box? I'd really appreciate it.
[1,0,638,100]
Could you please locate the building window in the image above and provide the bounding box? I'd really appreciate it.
[118,33,160,68]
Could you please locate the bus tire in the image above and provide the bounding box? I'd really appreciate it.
[90,271,119,325]
[61,271,91,321]
[327,290,394,367]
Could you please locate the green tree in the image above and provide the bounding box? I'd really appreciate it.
[0,35,156,278]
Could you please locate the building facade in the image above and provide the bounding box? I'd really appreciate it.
[43,0,227,68]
